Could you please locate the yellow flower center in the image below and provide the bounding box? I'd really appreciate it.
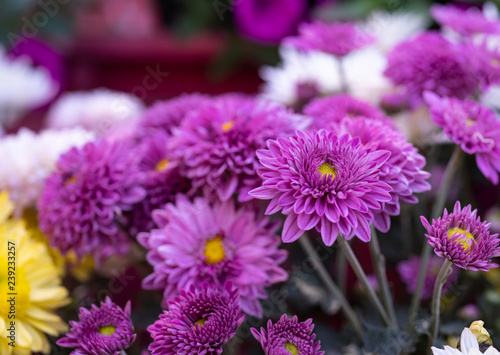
[98,325,116,336]
[466,119,475,126]
[222,121,235,132]
[317,163,336,180]
[155,158,169,172]
[204,236,225,264]
[195,319,206,326]
[65,175,77,185]
[0,257,30,318]
[285,342,299,354]
[447,227,475,253]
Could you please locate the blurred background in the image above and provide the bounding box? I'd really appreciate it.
[0,0,493,132]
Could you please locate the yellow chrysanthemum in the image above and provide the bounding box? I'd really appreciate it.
[0,191,70,355]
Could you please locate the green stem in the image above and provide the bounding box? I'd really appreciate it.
[428,260,453,349]
[336,248,347,294]
[298,236,364,339]
[369,226,398,329]
[337,234,392,327]
[338,58,349,94]
[407,146,463,333]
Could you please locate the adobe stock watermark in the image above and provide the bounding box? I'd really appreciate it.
[213,0,243,21]
[6,0,72,49]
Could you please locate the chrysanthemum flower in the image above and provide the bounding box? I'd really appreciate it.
[260,47,341,108]
[57,297,136,355]
[384,32,479,108]
[251,314,324,355]
[125,131,191,235]
[46,89,144,134]
[421,201,500,271]
[284,21,374,57]
[171,94,309,201]
[432,325,500,354]
[137,93,210,138]
[138,195,287,317]
[334,117,430,232]
[148,283,244,355]
[0,128,94,214]
[38,140,146,262]
[0,191,70,355]
[397,255,458,300]
[431,4,500,38]
[424,92,500,185]
[304,94,392,130]
[250,130,392,244]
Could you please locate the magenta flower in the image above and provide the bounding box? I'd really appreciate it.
[125,132,192,235]
[38,140,145,262]
[250,130,392,245]
[421,201,500,271]
[424,91,500,185]
[397,255,459,299]
[137,93,210,138]
[304,94,393,130]
[284,21,374,57]
[171,94,309,201]
[384,32,479,108]
[431,4,500,37]
[148,283,244,355]
[251,314,324,355]
[57,297,136,355]
[336,117,431,232]
[138,195,288,317]
[233,0,308,44]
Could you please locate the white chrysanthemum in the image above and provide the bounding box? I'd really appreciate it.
[46,88,144,134]
[481,85,500,111]
[432,328,500,355]
[259,47,341,107]
[0,128,94,213]
[364,11,428,52]
[0,47,58,127]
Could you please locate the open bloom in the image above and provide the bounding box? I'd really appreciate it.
[431,4,500,38]
[171,94,309,201]
[38,140,146,262]
[397,255,458,300]
[138,195,287,317]
[284,21,374,57]
[0,192,70,355]
[431,326,500,354]
[425,92,500,185]
[148,283,244,355]
[57,297,136,355]
[384,32,479,108]
[260,47,341,108]
[422,201,500,271]
[251,314,324,355]
[250,130,392,244]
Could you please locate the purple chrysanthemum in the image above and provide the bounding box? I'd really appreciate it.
[334,117,431,232]
[384,32,479,108]
[170,94,309,201]
[397,255,459,299]
[251,314,324,355]
[57,297,136,355]
[38,140,146,261]
[421,201,500,271]
[125,132,192,235]
[250,130,392,244]
[303,94,393,130]
[138,195,288,317]
[431,4,500,37]
[284,21,374,57]
[148,283,244,355]
[137,93,210,138]
[424,91,500,185]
